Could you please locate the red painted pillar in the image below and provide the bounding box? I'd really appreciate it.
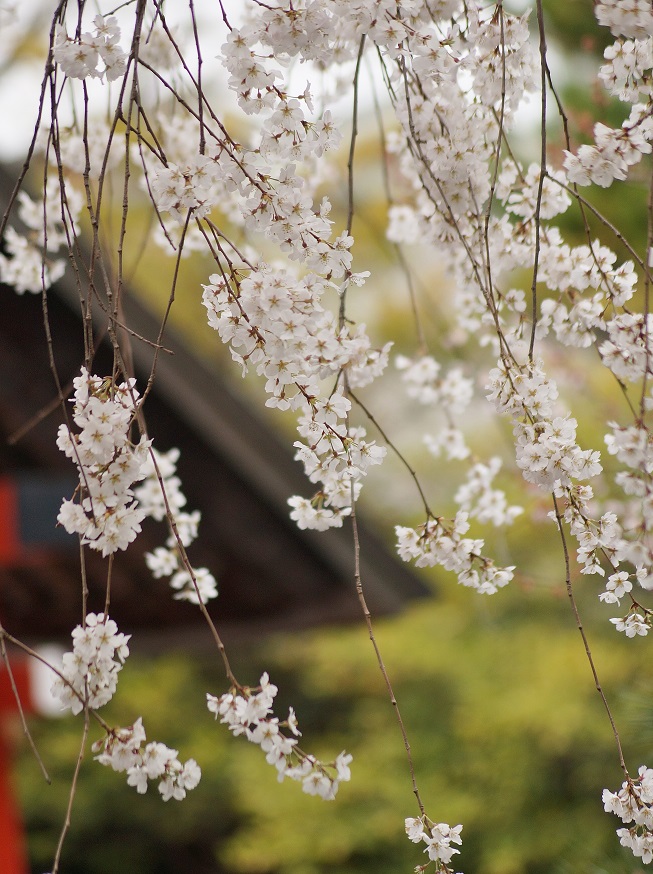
[0,475,29,872]
[0,660,32,874]
[0,474,75,872]
[0,478,20,565]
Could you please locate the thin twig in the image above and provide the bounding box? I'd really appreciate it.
[0,625,50,784]
[339,34,366,330]
[552,494,629,778]
[349,486,426,815]
[51,709,89,874]
[529,0,548,361]
[349,389,433,518]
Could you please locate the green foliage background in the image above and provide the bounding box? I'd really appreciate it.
[18,579,653,874]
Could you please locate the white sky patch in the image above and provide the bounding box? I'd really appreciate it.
[0,0,574,168]
[0,61,43,161]
[0,0,243,161]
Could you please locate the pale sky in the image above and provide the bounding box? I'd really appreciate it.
[0,0,552,165]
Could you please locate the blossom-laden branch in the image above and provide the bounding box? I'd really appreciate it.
[406,816,463,874]
[207,673,352,801]
[50,612,201,802]
[50,612,130,716]
[136,448,218,604]
[56,368,151,557]
[604,766,653,863]
[57,368,217,602]
[93,717,201,802]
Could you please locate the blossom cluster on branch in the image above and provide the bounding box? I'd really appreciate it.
[604,766,653,863]
[56,368,151,556]
[405,816,463,874]
[50,612,130,716]
[207,673,352,800]
[93,717,201,802]
[50,612,201,801]
[53,14,127,82]
[137,448,218,604]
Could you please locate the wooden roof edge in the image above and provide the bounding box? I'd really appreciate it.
[68,279,430,612]
[1,161,431,614]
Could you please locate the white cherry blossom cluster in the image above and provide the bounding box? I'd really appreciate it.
[207,673,352,800]
[610,611,650,637]
[405,815,463,872]
[604,422,653,576]
[563,106,653,189]
[201,5,429,540]
[606,422,653,478]
[532,234,638,355]
[483,357,647,628]
[50,613,130,716]
[56,373,217,601]
[498,162,571,223]
[546,476,652,637]
[217,17,353,277]
[202,268,386,398]
[135,449,218,605]
[382,0,644,467]
[0,178,82,295]
[221,17,342,161]
[563,2,653,190]
[599,36,653,102]
[203,268,388,529]
[53,14,127,82]
[93,717,201,801]
[486,357,602,491]
[424,427,470,462]
[604,766,653,863]
[396,355,473,416]
[465,6,538,115]
[396,512,515,595]
[220,8,356,117]
[46,118,123,182]
[0,226,64,295]
[572,509,626,578]
[541,0,653,656]
[52,613,201,799]
[488,354,632,608]
[552,485,653,637]
[385,3,538,240]
[290,397,386,530]
[149,154,225,225]
[395,352,522,556]
[599,312,653,384]
[595,1,653,39]
[136,120,244,254]
[56,369,151,556]
[454,458,523,529]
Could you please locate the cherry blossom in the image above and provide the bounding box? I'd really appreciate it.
[136,449,218,604]
[53,15,126,82]
[51,613,130,715]
[56,369,150,557]
[405,816,463,873]
[94,717,201,801]
[207,673,351,800]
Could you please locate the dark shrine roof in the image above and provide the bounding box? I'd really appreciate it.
[0,168,429,649]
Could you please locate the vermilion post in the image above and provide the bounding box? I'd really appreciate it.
[0,478,20,565]
[0,659,32,874]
